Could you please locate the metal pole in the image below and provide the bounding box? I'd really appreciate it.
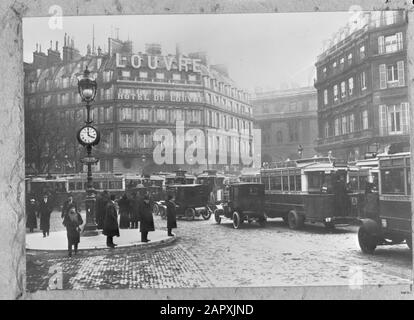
[82,104,98,236]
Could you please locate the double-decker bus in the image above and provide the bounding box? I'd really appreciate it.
[261,156,361,229]
[358,152,412,253]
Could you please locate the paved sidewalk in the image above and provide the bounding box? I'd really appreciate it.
[26,229,175,251]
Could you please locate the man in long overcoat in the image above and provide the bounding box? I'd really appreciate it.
[165,195,177,237]
[96,190,109,230]
[117,193,131,229]
[333,175,351,217]
[26,198,38,232]
[39,194,53,237]
[139,195,155,242]
[103,194,120,248]
[129,192,141,229]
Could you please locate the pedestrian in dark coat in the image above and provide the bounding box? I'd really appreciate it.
[61,194,78,219]
[62,207,83,257]
[26,198,38,232]
[364,182,379,220]
[103,194,119,248]
[165,195,177,236]
[333,175,350,217]
[96,191,109,230]
[139,195,155,242]
[39,194,53,237]
[118,193,131,229]
[129,192,141,229]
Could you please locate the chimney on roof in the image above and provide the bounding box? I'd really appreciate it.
[33,44,47,68]
[56,41,58,51]
[63,34,81,63]
[47,40,61,66]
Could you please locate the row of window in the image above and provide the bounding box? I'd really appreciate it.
[261,173,302,192]
[322,72,365,106]
[206,135,252,154]
[322,102,410,138]
[206,110,253,133]
[118,107,202,124]
[118,69,199,83]
[260,99,315,114]
[322,61,405,107]
[321,46,365,78]
[119,131,153,149]
[202,76,250,102]
[324,110,368,138]
[205,92,252,115]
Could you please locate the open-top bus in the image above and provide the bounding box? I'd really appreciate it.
[261,156,361,229]
[358,152,412,253]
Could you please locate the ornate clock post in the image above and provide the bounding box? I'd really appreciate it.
[77,67,100,236]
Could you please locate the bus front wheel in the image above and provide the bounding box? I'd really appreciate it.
[288,210,304,230]
[233,211,242,229]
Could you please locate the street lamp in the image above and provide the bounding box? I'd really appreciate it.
[77,67,100,236]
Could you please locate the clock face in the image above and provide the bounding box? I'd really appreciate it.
[78,126,99,145]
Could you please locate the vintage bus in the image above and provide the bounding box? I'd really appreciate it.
[358,152,412,253]
[196,170,227,204]
[261,156,361,229]
[348,157,379,194]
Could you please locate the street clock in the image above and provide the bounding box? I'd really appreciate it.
[77,125,100,146]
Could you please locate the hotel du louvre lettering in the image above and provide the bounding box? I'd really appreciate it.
[117,88,203,102]
[115,52,202,73]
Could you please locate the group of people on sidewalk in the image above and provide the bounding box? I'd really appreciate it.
[26,194,53,237]
[97,191,177,247]
[26,190,178,256]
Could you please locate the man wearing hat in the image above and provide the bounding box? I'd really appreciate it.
[61,194,78,219]
[139,195,155,242]
[39,194,53,237]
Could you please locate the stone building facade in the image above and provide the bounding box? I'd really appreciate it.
[314,11,409,161]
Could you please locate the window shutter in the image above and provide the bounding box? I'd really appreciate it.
[379,64,387,89]
[397,60,405,86]
[379,105,387,136]
[378,36,385,54]
[401,102,409,134]
[396,32,403,51]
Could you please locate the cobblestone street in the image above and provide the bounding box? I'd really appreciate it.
[26,211,412,292]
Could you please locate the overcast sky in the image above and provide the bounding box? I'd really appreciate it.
[23,13,354,92]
